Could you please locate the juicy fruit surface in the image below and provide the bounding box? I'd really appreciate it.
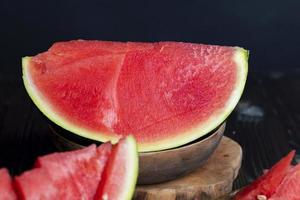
[13,136,138,200]
[115,43,236,142]
[36,143,112,200]
[235,150,296,200]
[269,164,300,200]
[15,143,112,200]
[24,40,248,151]
[15,167,81,200]
[94,135,138,200]
[0,168,17,200]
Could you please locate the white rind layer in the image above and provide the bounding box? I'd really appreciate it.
[121,136,139,200]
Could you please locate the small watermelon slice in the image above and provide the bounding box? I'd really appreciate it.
[22,40,248,152]
[14,136,138,200]
[269,164,300,200]
[15,167,81,200]
[35,143,112,200]
[94,135,138,200]
[234,150,296,200]
[15,144,112,200]
[0,168,17,200]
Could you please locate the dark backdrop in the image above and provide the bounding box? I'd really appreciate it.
[1,0,300,77]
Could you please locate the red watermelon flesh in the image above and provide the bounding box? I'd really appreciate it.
[0,168,17,200]
[15,167,81,200]
[234,150,295,200]
[35,143,98,167]
[36,143,112,199]
[269,164,300,200]
[94,135,138,200]
[74,143,112,199]
[23,40,248,151]
[15,143,112,200]
[116,43,237,141]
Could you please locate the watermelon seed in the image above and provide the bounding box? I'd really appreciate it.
[257,195,267,200]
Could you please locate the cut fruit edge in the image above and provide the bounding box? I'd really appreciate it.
[22,47,248,152]
[95,135,139,200]
[234,150,296,199]
[22,56,120,144]
[120,136,139,200]
[11,136,138,200]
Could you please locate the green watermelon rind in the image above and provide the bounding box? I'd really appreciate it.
[22,47,248,152]
[121,135,139,200]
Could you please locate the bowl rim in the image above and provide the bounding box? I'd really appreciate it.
[50,122,225,155]
[140,122,225,155]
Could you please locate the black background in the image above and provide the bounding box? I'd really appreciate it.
[1,0,300,77]
[0,1,300,190]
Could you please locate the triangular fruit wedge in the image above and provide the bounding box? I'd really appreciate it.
[22,40,248,152]
[14,137,138,200]
[269,163,300,200]
[235,150,295,199]
[94,135,139,200]
[15,167,81,200]
[0,168,17,200]
[15,143,112,200]
[35,143,112,200]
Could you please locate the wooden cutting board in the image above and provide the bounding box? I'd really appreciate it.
[134,136,242,200]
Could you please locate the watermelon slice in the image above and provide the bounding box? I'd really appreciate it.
[234,150,296,200]
[269,164,300,200]
[15,167,82,200]
[15,144,112,200]
[22,40,248,152]
[94,135,138,200]
[0,168,17,200]
[35,143,112,200]
[14,136,138,200]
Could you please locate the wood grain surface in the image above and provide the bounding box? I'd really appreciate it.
[134,136,242,200]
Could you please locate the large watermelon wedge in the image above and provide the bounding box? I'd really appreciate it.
[22,40,248,152]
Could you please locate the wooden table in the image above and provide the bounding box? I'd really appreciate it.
[0,70,299,190]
